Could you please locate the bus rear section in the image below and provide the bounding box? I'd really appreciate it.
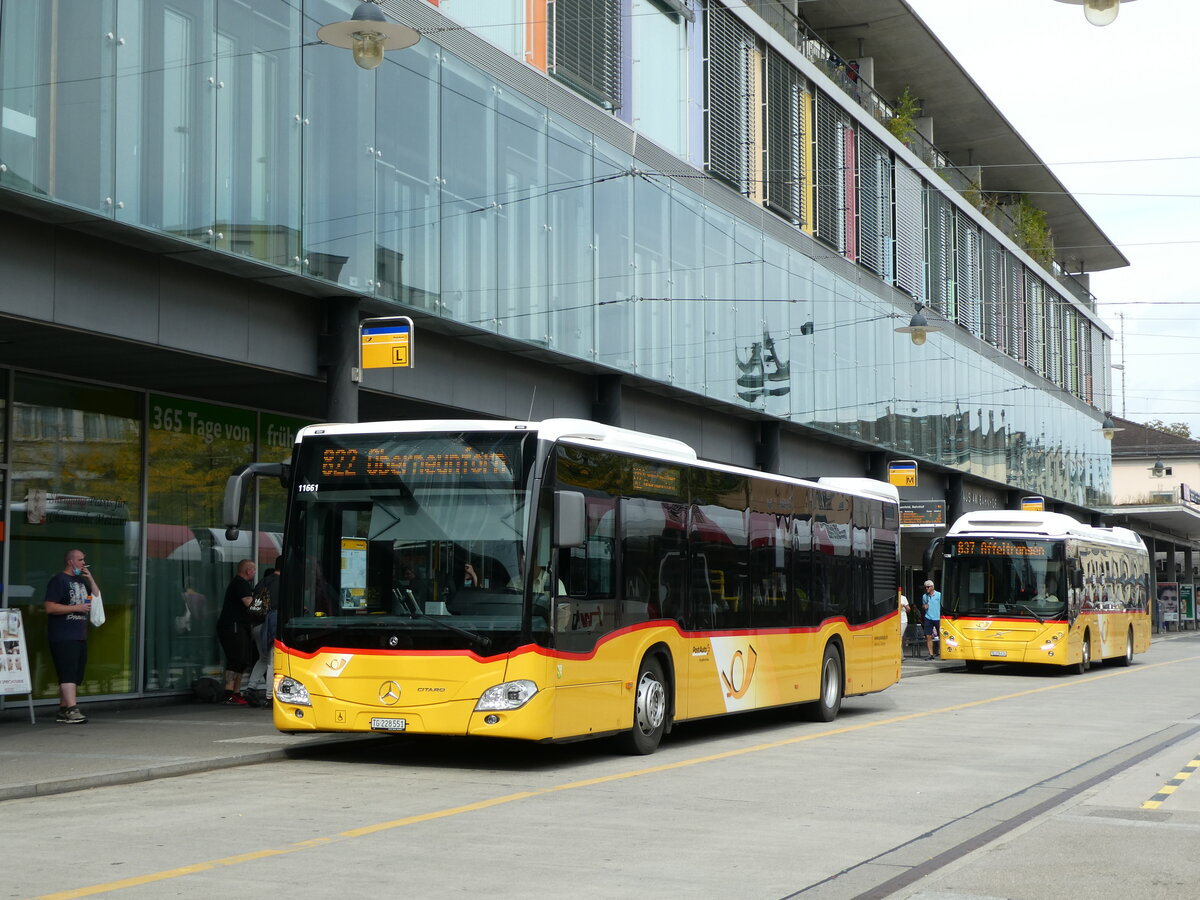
[246,418,902,753]
[933,511,1151,672]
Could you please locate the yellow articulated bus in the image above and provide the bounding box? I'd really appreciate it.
[928,511,1151,673]
[225,419,901,754]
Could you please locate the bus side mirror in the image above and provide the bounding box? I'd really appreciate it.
[223,461,289,540]
[923,536,943,574]
[1073,570,1085,590]
[554,490,586,548]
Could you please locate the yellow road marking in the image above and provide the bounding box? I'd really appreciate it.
[36,655,1194,899]
[1141,755,1200,809]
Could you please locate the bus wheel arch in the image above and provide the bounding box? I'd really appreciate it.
[619,648,672,755]
[1075,629,1091,674]
[804,640,844,722]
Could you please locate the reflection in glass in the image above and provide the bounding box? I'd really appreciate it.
[145,395,256,691]
[9,376,141,700]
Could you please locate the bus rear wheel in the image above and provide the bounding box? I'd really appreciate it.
[620,656,668,755]
[804,645,843,722]
[1074,632,1091,675]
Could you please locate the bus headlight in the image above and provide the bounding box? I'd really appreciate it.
[275,675,312,707]
[475,680,538,711]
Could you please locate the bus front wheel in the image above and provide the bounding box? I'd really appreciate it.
[1074,632,1091,675]
[804,645,843,722]
[620,656,668,755]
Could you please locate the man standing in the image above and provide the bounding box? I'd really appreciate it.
[44,549,99,724]
[921,579,942,660]
[217,558,257,705]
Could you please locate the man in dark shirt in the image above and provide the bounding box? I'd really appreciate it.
[44,548,99,724]
[217,558,257,705]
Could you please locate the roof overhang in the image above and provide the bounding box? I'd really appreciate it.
[797,0,1129,274]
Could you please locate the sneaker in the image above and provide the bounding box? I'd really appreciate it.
[56,706,87,724]
[224,692,249,706]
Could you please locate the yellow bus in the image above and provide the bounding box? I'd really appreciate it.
[929,511,1151,673]
[225,419,901,753]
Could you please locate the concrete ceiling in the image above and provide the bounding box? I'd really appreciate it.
[795,0,1128,274]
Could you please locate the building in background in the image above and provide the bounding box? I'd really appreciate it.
[0,0,1186,705]
[1109,418,1200,628]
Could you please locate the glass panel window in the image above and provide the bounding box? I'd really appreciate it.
[303,0,376,290]
[632,0,687,155]
[145,395,256,692]
[440,54,498,328]
[0,0,116,212]
[439,0,524,58]
[375,40,440,310]
[9,375,141,700]
[547,116,594,358]
[114,0,217,238]
[213,0,302,267]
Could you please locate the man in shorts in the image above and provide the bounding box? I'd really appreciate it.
[44,549,100,724]
[921,579,942,660]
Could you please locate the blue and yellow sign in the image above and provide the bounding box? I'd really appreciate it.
[1020,496,1045,512]
[887,459,917,487]
[360,316,414,369]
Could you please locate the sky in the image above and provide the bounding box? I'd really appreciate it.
[903,0,1200,435]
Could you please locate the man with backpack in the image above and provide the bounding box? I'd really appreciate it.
[217,558,257,705]
[244,556,281,707]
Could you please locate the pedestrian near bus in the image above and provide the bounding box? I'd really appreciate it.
[921,579,942,660]
[217,558,257,705]
[43,549,99,724]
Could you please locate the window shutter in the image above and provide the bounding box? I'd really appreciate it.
[704,2,756,193]
[549,0,622,109]
[981,234,1006,349]
[856,130,891,280]
[954,210,980,334]
[764,48,803,224]
[893,160,924,300]
[925,190,953,318]
[814,91,849,253]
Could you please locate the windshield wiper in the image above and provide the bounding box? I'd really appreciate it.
[399,589,493,651]
[1014,604,1045,623]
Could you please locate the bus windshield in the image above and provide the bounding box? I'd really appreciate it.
[942,538,1067,620]
[281,430,540,653]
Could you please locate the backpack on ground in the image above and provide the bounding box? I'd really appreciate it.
[192,676,224,703]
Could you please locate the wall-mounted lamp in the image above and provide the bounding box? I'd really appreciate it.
[318,0,420,70]
[1098,414,1123,441]
[1053,0,1137,27]
[1151,456,1166,478]
[894,303,940,346]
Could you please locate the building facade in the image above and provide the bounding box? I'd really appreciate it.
[0,0,1127,705]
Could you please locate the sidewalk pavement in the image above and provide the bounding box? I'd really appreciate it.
[2,634,1188,802]
[0,699,371,802]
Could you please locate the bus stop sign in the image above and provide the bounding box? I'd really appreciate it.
[360,316,413,370]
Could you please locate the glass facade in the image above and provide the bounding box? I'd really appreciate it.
[1,372,309,700]
[0,0,1114,512]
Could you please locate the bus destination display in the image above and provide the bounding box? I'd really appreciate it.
[950,539,1047,558]
[302,435,523,487]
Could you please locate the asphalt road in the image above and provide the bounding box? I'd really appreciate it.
[11,634,1200,900]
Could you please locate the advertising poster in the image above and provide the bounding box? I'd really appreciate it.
[1158,582,1180,624]
[0,609,33,696]
[1180,583,1195,624]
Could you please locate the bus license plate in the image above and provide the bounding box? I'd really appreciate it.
[370,717,407,731]
[989,650,1008,657]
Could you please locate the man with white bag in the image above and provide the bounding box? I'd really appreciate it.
[43,548,100,724]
